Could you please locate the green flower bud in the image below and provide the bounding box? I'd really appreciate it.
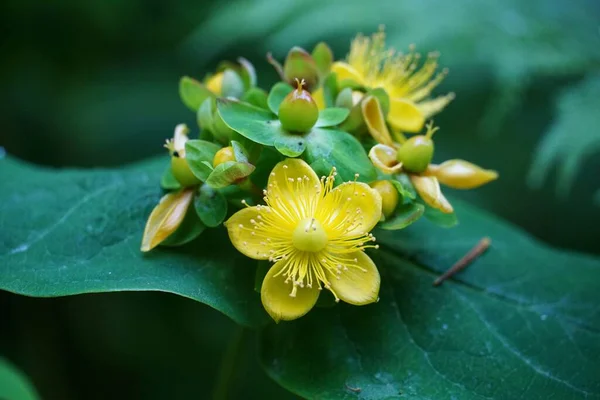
[220,69,245,99]
[213,146,236,167]
[283,47,319,90]
[369,180,399,219]
[171,156,200,187]
[165,124,202,187]
[278,79,319,133]
[396,135,434,173]
[396,123,439,173]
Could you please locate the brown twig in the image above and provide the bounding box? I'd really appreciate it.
[433,237,491,286]
[345,384,362,393]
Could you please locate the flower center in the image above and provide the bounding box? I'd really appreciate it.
[292,217,328,252]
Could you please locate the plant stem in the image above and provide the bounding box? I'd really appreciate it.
[212,325,246,400]
[433,237,491,286]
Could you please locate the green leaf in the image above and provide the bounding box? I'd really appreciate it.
[160,165,181,191]
[379,202,424,230]
[242,87,269,110]
[273,131,307,157]
[179,76,215,112]
[267,82,293,115]
[220,69,245,99]
[237,57,257,89]
[311,42,334,78]
[184,139,221,181]
[314,107,349,128]
[260,198,600,399]
[0,358,40,400]
[0,156,267,327]
[195,184,228,227]
[161,203,205,246]
[394,174,417,202]
[217,99,279,146]
[205,161,255,189]
[322,72,339,109]
[304,128,377,182]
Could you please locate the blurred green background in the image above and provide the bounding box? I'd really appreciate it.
[1,0,599,398]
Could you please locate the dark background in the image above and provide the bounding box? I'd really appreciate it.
[1,0,599,398]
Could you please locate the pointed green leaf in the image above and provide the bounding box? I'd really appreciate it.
[0,156,267,327]
[237,57,257,89]
[304,128,377,182]
[194,184,228,227]
[205,161,255,189]
[267,82,293,115]
[217,99,279,146]
[179,76,215,112]
[314,107,350,128]
[311,42,334,78]
[242,87,269,110]
[184,139,221,181]
[273,132,307,157]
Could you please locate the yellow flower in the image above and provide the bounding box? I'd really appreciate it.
[368,123,498,214]
[224,159,382,322]
[332,28,454,134]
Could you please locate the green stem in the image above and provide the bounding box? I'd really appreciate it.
[212,325,246,400]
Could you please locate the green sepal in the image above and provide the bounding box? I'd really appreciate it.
[283,46,319,90]
[179,76,215,112]
[267,82,293,115]
[185,139,221,181]
[206,161,255,189]
[212,108,237,144]
[394,174,418,203]
[322,72,339,108]
[379,202,425,230]
[197,97,215,134]
[221,69,245,99]
[315,107,349,128]
[237,57,256,89]
[161,164,182,191]
[161,203,206,246]
[242,87,269,110]
[335,87,354,109]
[194,183,228,227]
[311,42,333,78]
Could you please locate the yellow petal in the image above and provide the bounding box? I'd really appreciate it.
[268,158,320,208]
[368,144,403,175]
[388,98,425,133]
[206,72,224,96]
[141,189,194,252]
[328,251,380,305]
[426,160,498,189]
[261,259,320,322]
[410,175,454,214]
[361,95,394,146]
[320,181,382,236]
[173,123,190,155]
[331,62,365,86]
[224,206,271,260]
[312,86,326,110]
[417,93,455,119]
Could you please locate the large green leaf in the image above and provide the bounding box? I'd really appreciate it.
[0,155,267,327]
[0,358,40,400]
[260,199,600,399]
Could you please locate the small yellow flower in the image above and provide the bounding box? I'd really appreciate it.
[368,123,498,214]
[332,28,454,134]
[225,158,382,322]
